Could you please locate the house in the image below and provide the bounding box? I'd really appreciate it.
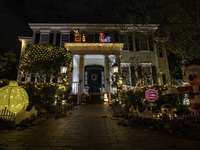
[17,23,170,103]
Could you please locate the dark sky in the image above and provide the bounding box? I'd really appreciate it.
[0,0,116,55]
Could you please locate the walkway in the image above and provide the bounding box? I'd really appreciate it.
[0,104,200,150]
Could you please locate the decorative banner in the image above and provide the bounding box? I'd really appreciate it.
[74,29,81,42]
[145,89,158,101]
[91,74,97,81]
[99,33,111,42]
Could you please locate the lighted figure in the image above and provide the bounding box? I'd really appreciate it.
[104,93,108,102]
[82,33,86,42]
[163,58,200,111]
[105,36,111,42]
[0,81,29,114]
[99,33,106,42]
[74,29,81,42]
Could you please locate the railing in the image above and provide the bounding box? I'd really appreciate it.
[72,82,79,94]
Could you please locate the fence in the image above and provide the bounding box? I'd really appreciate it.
[0,107,16,121]
[129,106,200,120]
[0,107,37,125]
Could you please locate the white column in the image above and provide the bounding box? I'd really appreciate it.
[104,55,110,93]
[78,54,84,104]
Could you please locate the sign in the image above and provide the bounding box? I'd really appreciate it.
[145,89,158,101]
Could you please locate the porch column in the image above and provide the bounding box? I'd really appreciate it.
[105,55,111,104]
[78,54,84,104]
[105,55,110,93]
[116,54,121,73]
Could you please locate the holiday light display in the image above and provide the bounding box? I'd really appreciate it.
[0,81,29,114]
[99,33,111,42]
[145,89,158,101]
[20,44,72,76]
[74,29,81,42]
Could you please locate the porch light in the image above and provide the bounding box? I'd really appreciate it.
[112,63,119,73]
[60,66,67,74]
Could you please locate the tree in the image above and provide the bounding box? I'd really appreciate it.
[112,0,200,60]
[0,50,18,79]
[19,44,72,81]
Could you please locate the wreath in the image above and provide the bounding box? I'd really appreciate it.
[91,74,97,81]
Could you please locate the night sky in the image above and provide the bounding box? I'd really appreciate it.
[0,0,116,56]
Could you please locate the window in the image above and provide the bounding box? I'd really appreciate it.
[121,67,130,85]
[142,63,153,85]
[119,33,133,51]
[85,71,88,86]
[101,71,105,85]
[157,46,163,57]
[86,34,95,42]
[135,34,154,51]
[60,33,70,46]
[40,34,49,44]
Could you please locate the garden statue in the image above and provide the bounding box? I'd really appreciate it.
[163,58,200,111]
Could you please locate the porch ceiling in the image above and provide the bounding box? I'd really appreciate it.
[64,42,123,55]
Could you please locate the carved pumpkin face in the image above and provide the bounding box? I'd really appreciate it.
[183,66,200,86]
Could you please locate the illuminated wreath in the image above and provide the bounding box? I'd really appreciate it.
[91,74,97,81]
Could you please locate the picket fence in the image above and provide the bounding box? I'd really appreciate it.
[0,107,37,125]
[0,107,16,121]
[129,106,200,120]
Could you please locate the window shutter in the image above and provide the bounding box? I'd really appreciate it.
[115,33,119,42]
[135,35,140,51]
[151,66,157,84]
[35,33,40,44]
[137,66,142,79]
[131,66,136,86]
[149,35,154,51]
[70,32,74,42]
[128,35,133,51]
[56,33,60,46]
[95,34,99,42]
[49,33,54,45]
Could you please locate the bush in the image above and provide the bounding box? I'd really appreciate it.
[19,82,57,111]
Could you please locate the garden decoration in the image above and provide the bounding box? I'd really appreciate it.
[145,89,158,111]
[163,58,200,111]
[0,81,29,114]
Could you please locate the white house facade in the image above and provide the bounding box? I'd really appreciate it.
[17,23,170,103]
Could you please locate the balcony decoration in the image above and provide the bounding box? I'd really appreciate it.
[0,81,29,114]
[74,29,81,42]
[99,33,111,42]
[145,89,158,101]
[82,33,86,42]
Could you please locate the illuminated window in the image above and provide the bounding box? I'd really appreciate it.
[40,34,49,44]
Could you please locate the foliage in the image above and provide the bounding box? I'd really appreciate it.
[112,0,200,60]
[19,82,57,111]
[19,44,72,78]
[0,50,18,79]
[120,86,187,113]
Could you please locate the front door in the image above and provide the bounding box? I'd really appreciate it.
[88,70,101,94]
[85,65,104,95]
